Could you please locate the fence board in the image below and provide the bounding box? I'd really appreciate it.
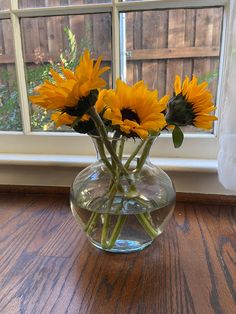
[141,10,159,90]
[210,7,223,99]
[166,9,186,94]
[0,0,9,10]
[127,47,220,60]
[133,12,142,83]
[0,20,4,56]
[37,16,49,56]
[126,12,134,85]
[21,0,41,56]
[69,14,85,50]
[182,9,196,79]
[0,46,220,64]
[0,8,223,97]
[153,11,168,96]
[194,9,214,84]
[92,13,111,86]
[141,11,168,92]
[1,19,15,89]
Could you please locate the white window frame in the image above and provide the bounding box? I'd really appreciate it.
[0,0,234,170]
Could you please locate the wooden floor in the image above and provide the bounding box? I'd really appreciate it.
[0,193,235,314]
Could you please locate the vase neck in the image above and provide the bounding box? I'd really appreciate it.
[90,135,153,164]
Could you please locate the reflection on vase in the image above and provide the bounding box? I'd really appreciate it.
[70,136,176,253]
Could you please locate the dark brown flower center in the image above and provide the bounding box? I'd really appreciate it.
[121,108,140,124]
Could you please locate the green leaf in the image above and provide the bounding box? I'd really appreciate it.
[172,125,184,148]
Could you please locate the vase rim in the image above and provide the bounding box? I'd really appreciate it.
[89,133,158,142]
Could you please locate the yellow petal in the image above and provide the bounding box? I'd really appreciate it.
[174,75,182,96]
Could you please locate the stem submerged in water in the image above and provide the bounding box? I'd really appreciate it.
[135,213,159,239]
[101,213,110,248]
[108,215,127,249]
[82,117,160,250]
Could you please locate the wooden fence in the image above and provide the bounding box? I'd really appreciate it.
[0,3,223,98]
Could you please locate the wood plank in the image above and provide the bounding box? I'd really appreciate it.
[193,8,220,91]
[0,20,4,56]
[182,9,196,79]
[166,9,186,94]
[45,0,66,58]
[0,46,220,65]
[141,10,168,93]
[0,0,9,10]
[69,11,86,55]
[37,16,49,56]
[133,11,143,83]
[92,13,112,87]
[209,7,223,100]
[126,46,220,61]
[126,12,134,85]
[1,20,14,57]
[1,20,15,90]
[21,1,41,57]
[0,193,235,313]
[141,10,159,90]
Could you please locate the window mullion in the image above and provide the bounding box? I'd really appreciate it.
[112,0,120,86]
[10,0,31,134]
[116,0,227,11]
[12,4,113,18]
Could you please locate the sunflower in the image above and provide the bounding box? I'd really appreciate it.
[166,75,217,129]
[100,79,168,139]
[29,50,109,117]
[51,89,114,135]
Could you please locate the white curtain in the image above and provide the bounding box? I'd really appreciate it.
[218,2,236,192]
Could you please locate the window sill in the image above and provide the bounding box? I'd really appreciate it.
[0,153,217,173]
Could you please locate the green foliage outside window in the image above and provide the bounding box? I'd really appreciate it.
[0,27,92,131]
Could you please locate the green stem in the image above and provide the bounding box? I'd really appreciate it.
[88,107,133,185]
[118,136,125,160]
[124,139,145,170]
[108,215,127,249]
[85,212,100,235]
[111,132,119,171]
[133,196,153,208]
[135,136,157,172]
[135,213,159,239]
[95,137,116,176]
[101,213,110,248]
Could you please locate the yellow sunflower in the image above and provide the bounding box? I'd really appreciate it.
[51,89,114,135]
[29,50,109,115]
[166,75,217,129]
[100,79,168,139]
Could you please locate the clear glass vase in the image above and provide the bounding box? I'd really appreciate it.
[70,136,176,253]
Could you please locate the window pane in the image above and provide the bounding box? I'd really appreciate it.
[19,0,111,8]
[122,7,223,132]
[21,13,112,131]
[0,20,22,131]
[0,0,10,10]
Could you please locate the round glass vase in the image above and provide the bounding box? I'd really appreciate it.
[70,135,176,253]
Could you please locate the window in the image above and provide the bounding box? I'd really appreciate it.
[21,13,112,131]
[121,7,223,134]
[0,0,234,162]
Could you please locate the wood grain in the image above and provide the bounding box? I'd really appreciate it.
[0,193,235,314]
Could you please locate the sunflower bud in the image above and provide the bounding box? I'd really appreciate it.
[165,94,195,126]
